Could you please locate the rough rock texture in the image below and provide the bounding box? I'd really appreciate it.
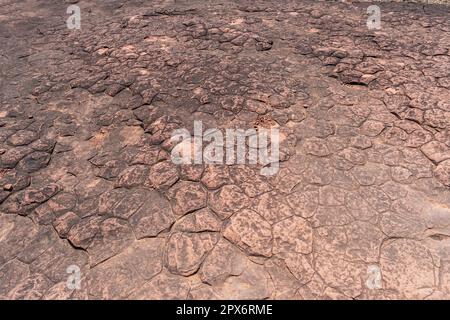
[0,0,450,300]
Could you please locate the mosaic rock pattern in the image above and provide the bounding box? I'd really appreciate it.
[0,0,450,299]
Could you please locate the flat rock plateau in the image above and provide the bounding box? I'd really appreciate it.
[0,0,450,299]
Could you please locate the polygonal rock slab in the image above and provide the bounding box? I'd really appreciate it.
[53,212,80,238]
[1,183,59,214]
[0,146,32,169]
[421,141,450,163]
[167,181,206,216]
[314,221,383,264]
[129,189,175,238]
[87,218,135,266]
[0,215,38,265]
[319,185,347,206]
[86,238,165,299]
[115,165,149,188]
[199,238,248,285]
[435,160,450,186]
[315,251,366,298]
[6,274,52,300]
[129,271,191,300]
[75,178,111,199]
[67,216,103,249]
[16,151,51,173]
[201,165,230,190]
[147,160,179,190]
[230,165,272,197]
[303,158,335,185]
[264,257,301,299]
[172,208,222,232]
[0,259,30,296]
[302,137,330,156]
[380,239,435,299]
[223,209,272,257]
[46,192,77,216]
[254,191,293,224]
[42,282,74,300]
[357,186,391,213]
[166,232,219,276]
[17,226,59,264]
[286,187,319,218]
[208,184,249,219]
[119,238,165,280]
[30,239,88,283]
[7,130,38,146]
[311,205,353,227]
[273,216,313,254]
[283,253,315,285]
[380,196,427,238]
[98,188,147,219]
[193,260,273,300]
[351,162,390,186]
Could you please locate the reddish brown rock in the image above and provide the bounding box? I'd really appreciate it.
[224,209,272,257]
[172,208,222,232]
[201,165,230,190]
[0,215,38,265]
[129,271,191,300]
[315,251,366,298]
[167,181,206,216]
[302,137,330,156]
[199,238,247,285]
[303,158,335,185]
[230,165,272,197]
[42,282,74,300]
[195,252,274,299]
[7,274,52,300]
[86,238,164,299]
[53,212,80,238]
[421,141,450,164]
[179,164,204,181]
[129,189,174,238]
[147,160,179,190]
[264,257,301,299]
[115,165,149,188]
[286,187,319,218]
[254,191,292,224]
[381,239,435,299]
[2,0,450,300]
[273,216,313,254]
[0,260,30,296]
[87,218,135,266]
[359,120,385,137]
[435,160,450,186]
[166,232,219,276]
[17,226,59,264]
[208,184,249,219]
[67,216,103,249]
[30,240,88,283]
[7,130,37,146]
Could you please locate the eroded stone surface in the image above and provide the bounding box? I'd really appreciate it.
[129,189,175,238]
[166,232,219,276]
[380,239,436,299]
[1,0,450,300]
[224,209,272,257]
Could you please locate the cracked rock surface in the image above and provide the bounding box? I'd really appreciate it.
[1,0,450,299]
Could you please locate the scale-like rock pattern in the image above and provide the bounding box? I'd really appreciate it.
[1,0,449,300]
